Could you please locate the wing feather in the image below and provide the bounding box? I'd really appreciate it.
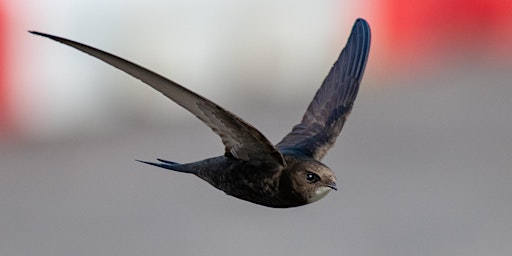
[30,31,285,166]
[276,19,371,160]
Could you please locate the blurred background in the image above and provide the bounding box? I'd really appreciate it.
[1,0,512,255]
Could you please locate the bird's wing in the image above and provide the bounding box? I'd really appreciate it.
[276,18,371,160]
[30,31,285,167]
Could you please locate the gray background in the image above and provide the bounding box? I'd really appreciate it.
[2,68,511,256]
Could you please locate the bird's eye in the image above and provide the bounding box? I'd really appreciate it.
[305,171,320,183]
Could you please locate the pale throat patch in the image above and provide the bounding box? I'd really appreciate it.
[307,186,332,203]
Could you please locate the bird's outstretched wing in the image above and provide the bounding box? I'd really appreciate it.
[276,18,371,160]
[30,31,285,167]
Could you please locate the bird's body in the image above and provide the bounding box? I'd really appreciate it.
[30,18,371,208]
[154,153,334,208]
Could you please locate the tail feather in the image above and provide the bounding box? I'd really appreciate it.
[136,159,194,173]
[156,158,178,164]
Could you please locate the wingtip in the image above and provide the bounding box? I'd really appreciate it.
[355,18,368,25]
[353,18,370,33]
[28,30,45,36]
[28,31,62,42]
[349,17,371,55]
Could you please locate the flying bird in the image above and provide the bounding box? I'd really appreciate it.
[30,18,371,208]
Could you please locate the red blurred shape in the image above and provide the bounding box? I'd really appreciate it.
[0,2,9,134]
[381,0,512,68]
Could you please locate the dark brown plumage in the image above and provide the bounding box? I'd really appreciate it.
[30,18,371,208]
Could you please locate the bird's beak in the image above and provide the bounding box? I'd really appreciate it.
[327,182,337,191]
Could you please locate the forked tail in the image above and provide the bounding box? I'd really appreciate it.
[136,159,194,173]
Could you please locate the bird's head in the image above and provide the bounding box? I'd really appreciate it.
[281,156,337,205]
